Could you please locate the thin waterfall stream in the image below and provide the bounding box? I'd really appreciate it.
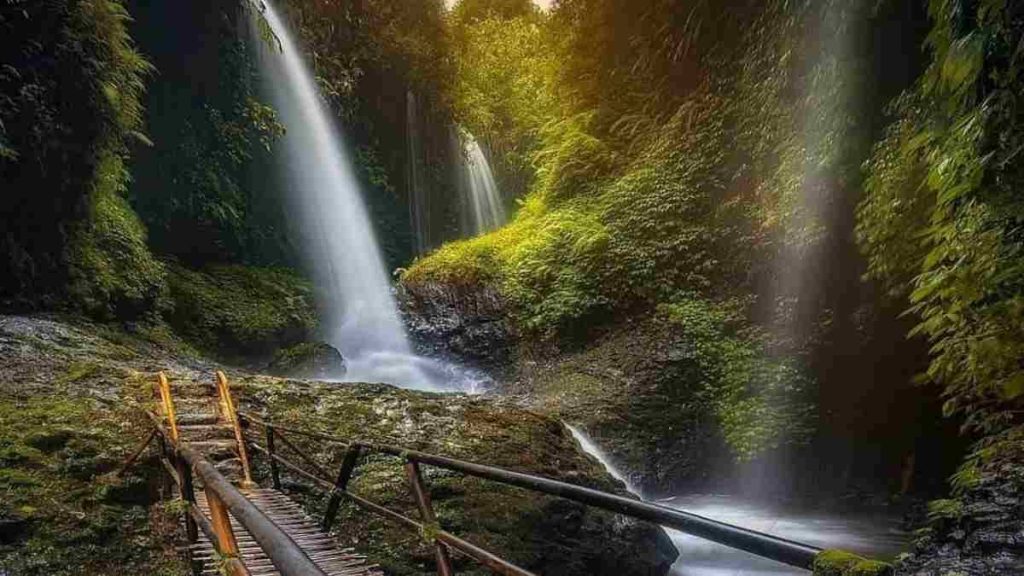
[255,2,483,392]
[458,131,506,235]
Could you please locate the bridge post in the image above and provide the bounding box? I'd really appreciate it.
[215,371,254,488]
[266,425,282,490]
[322,444,362,532]
[405,459,454,576]
[176,451,201,575]
[205,484,246,576]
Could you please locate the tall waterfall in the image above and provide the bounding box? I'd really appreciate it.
[406,91,428,255]
[459,133,506,235]
[255,2,476,391]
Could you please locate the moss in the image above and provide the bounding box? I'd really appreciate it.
[267,341,345,378]
[165,262,318,359]
[57,361,103,385]
[0,392,183,575]
[231,376,677,576]
[66,150,168,321]
[0,0,156,310]
[813,549,892,576]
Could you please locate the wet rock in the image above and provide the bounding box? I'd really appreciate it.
[0,314,676,576]
[397,281,512,371]
[234,375,678,576]
[514,315,727,497]
[266,341,346,379]
[895,426,1024,575]
[0,511,33,545]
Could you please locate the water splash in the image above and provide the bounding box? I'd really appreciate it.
[254,1,481,392]
[458,132,506,235]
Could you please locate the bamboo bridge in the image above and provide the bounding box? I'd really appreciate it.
[127,370,834,576]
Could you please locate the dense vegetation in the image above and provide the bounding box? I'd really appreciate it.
[858,0,1024,436]
[3,0,1024,573]
[0,0,164,319]
[407,0,911,460]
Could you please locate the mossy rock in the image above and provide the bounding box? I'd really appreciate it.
[267,341,346,379]
[233,376,679,576]
[165,262,318,360]
[813,549,892,576]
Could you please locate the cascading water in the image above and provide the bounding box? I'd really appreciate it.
[458,132,506,235]
[406,91,429,255]
[255,2,482,392]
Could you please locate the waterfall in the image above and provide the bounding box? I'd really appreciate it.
[459,132,506,235]
[567,424,639,493]
[406,91,428,255]
[254,2,479,391]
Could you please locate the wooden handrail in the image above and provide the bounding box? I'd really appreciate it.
[216,370,254,487]
[146,409,326,576]
[157,372,179,443]
[239,411,824,572]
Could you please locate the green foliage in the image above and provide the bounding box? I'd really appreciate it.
[452,6,553,197]
[66,149,167,320]
[127,0,289,266]
[412,0,867,337]
[165,263,318,358]
[0,0,161,319]
[660,297,814,459]
[858,0,1024,432]
[451,0,537,27]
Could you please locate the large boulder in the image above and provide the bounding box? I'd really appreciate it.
[397,280,513,372]
[266,341,346,379]
[0,314,678,576]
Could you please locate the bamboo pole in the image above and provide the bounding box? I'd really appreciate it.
[157,372,180,443]
[216,370,254,487]
[405,460,453,576]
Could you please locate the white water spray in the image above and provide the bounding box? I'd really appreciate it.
[459,133,506,235]
[255,2,480,391]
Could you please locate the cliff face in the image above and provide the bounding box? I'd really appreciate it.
[0,314,677,576]
[397,280,745,497]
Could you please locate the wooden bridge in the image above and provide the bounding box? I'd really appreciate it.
[126,370,843,576]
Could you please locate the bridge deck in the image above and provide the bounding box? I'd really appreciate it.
[190,487,382,576]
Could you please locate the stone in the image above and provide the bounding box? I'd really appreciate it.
[266,341,346,379]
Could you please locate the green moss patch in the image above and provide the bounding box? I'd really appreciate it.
[232,375,677,576]
[813,550,891,576]
[0,392,183,575]
[165,262,318,359]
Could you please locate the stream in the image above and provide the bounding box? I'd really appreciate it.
[568,425,910,575]
[664,494,909,575]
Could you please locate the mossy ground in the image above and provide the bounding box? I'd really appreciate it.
[227,376,677,575]
[0,344,187,574]
[814,550,891,576]
[0,314,676,576]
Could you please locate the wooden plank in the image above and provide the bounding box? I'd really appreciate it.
[189,487,381,576]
